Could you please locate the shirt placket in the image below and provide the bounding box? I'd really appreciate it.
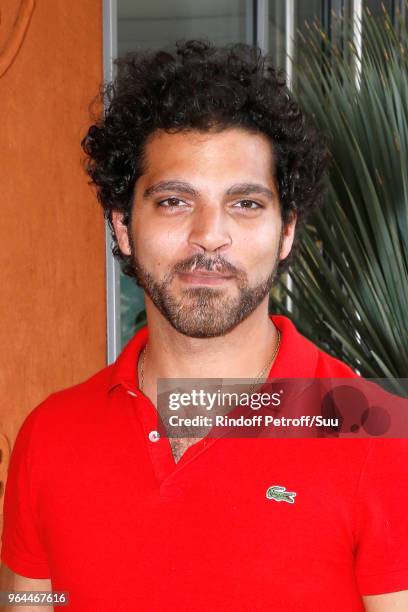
[123,384,175,482]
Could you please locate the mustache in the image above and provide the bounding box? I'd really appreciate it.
[172,254,244,279]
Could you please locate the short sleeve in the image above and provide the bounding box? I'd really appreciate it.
[1,406,51,578]
[354,439,408,595]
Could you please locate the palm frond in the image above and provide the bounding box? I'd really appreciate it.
[271,8,408,377]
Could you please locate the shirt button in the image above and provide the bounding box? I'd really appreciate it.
[127,390,138,397]
[148,430,160,443]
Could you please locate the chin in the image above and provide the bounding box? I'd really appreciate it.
[168,321,239,339]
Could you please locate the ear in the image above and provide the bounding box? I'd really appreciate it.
[279,210,297,261]
[111,211,131,256]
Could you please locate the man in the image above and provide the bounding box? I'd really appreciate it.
[1,40,408,611]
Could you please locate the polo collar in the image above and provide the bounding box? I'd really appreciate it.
[107,314,319,393]
[108,324,149,393]
[270,315,319,378]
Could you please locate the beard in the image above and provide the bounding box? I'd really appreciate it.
[129,236,283,339]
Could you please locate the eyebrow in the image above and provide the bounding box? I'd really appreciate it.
[143,181,199,198]
[225,183,275,200]
[143,180,275,201]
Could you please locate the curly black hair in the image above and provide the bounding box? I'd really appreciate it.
[82,39,330,278]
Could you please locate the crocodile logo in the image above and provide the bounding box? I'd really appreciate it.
[266,485,296,504]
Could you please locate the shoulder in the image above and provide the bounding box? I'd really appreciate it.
[14,364,115,450]
[271,314,359,378]
[314,347,359,377]
[47,363,115,409]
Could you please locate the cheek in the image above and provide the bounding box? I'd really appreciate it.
[243,225,281,263]
[133,218,183,251]
[250,245,279,271]
[237,239,280,284]
[132,223,184,275]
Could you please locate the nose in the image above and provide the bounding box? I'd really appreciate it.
[187,204,232,255]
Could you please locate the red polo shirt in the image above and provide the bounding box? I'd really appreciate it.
[2,315,408,611]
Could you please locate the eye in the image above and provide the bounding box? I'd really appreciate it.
[233,200,263,210]
[157,197,189,208]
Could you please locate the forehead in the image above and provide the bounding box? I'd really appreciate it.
[140,128,276,184]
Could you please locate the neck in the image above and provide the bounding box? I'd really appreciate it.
[139,297,279,401]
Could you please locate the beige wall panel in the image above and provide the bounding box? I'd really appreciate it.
[0,0,105,529]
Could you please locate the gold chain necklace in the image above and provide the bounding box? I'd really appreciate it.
[247,328,281,393]
[138,329,281,393]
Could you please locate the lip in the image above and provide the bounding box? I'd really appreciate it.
[178,271,234,285]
